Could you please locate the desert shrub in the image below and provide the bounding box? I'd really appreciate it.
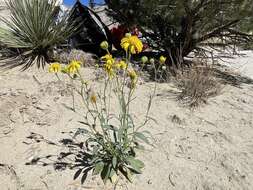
[175,60,221,107]
[105,0,253,64]
[0,0,77,70]
[55,49,96,66]
[48,34,158,184]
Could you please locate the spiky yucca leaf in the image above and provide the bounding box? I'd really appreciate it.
[0,0,77,70]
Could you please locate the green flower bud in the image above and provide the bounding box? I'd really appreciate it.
[149,58,155,64]
[100,41,109,50]
[125,33,132,38]
[141,56,148,64]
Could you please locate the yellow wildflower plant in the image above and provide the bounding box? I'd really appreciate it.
[159,56,167,64]
[115,60,127,70]
[121,34,143,54]
[66,60,82,74]
[49,62,61,73]
[48,35,156,185]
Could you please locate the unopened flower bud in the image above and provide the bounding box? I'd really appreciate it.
[159,56,167,64]
[100,41,109,50]
[125,33,131,38]
[141,56,148,64]
[149,58,155,64]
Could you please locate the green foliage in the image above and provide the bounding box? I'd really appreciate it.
[0,0,77,70]
[73,116,148,184]
[106,0,253,61]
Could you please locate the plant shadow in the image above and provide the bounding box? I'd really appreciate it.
[23,132,90,173]
[212,67,253,88]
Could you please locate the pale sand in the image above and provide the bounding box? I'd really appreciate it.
[0,59,253,190]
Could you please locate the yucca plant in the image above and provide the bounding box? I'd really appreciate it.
[0,0,77,70]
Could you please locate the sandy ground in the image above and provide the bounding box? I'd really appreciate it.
[221,50,253,79]
[0,57,253,190]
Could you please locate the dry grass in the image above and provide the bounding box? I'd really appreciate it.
[175,60,221,107]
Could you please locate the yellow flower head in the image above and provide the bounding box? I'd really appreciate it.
[66,60,82,74]
[101,54,116,78]
[104,61,115,79]
[101,54,113,61]
[159,56,167,64]
[114,60,127,70]
[49,62,61,73]
[101,54,115,65]
[121,34,143,54]
[128,69,137,81]
[119,60,127,70]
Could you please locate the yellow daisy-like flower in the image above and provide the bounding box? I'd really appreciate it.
[66,60,82,74]
[101,54,116,78]
[104,61,115,78]
[121,35,143,54]
[119,60,127,70]
[115,60,127,70]
[114,62,121,70]
[101,54,115,65]
[49,62,61,73]
[101,54,113,61]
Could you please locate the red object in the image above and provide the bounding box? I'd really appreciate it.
[110,25,148,51]
[110,25,129,50]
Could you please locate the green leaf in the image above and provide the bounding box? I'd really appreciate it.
[101,164,112,183]
[92,162,104,176]
[118,127,123,141]
[134,132,150,144]
[112,156,117,168]
[126,157,145,174]
[109,167,116,178]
